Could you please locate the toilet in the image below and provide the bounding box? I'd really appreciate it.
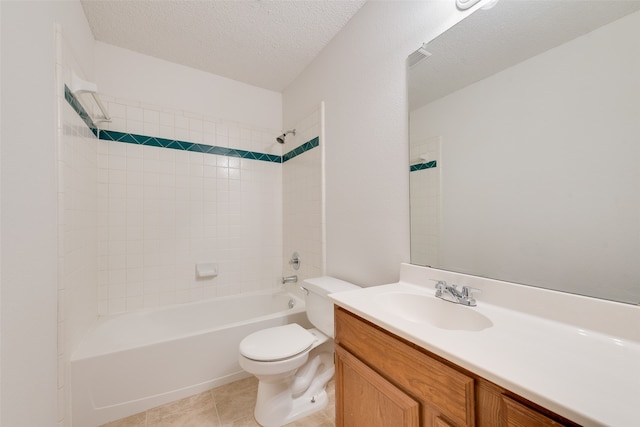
[238,276,360,427]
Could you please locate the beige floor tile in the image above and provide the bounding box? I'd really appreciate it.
[211,377,259,424]
[221,414,261,427]
[100,411,146,427]
[99,374,334,427]
[284,410,333,427]
[146,391,220,427]
[212,377,258,399]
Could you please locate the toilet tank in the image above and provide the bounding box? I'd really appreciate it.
[303,276,360,338]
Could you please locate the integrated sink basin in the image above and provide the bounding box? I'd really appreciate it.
[373,292,493,331]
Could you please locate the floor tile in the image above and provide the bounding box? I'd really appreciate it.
[100,375,334,427]
[222,415,261,427]
[212,377,259,425]
[146,391,220,426]
[101,412,146,427]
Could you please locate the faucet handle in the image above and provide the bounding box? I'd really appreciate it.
[461,286,481,298]
[435,280,447,290]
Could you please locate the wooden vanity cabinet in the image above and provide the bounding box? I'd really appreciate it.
[334,307,581,427]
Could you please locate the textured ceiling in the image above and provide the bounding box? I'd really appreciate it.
[81,0,366,92]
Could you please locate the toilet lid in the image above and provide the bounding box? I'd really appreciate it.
[239,324,316,361]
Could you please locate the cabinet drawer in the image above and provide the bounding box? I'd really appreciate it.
[502,395,570,426]
[336,308,475,426]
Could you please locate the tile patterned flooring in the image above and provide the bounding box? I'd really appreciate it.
[101,377,335,427]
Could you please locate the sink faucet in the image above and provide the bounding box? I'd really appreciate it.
[435,281,478,306]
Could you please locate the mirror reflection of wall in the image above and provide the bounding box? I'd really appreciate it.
[409,136,441,267]
[409,2,640,304]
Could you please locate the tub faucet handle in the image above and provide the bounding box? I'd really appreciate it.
[289,252,300,270]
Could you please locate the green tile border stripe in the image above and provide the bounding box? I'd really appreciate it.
[65,84,318,163]
[64,85,98,137]
[99,130,283,163]
[99,131,319,164]
[283,137,319,162]
[410,161,437,172]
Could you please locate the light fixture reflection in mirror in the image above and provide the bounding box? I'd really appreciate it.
[408,0,640,305]
[456,0,481,11]
[456,0,500,11]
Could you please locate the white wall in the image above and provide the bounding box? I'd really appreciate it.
[95,42,282,130]
[283,1,473,286]
[410,10,640,302]
[1,1,96,425]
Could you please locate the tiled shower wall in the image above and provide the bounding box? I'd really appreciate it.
[96,96,283,315]
[59,70,323,427]
[282,105,325,284]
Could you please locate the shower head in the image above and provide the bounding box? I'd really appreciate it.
[276,129,296,144]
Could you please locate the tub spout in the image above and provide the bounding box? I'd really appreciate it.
[282,275,298,284]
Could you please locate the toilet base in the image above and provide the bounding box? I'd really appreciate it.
[253,351,334,427]
[254,380,331,427]
[287,388,329,424]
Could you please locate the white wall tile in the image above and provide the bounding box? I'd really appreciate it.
[143,109,159,125]
[108,102,126,119]
[108,298,126,314]
[189,130,203,143]
[95,99,284,313]
[126,106,143,122]
[175,127,190,141]
[175,115,189,130]
[159,112,174,127]
[282,107,324,283]
[59,85,100,415]
[159,125,175,139]
[143,121,160,137]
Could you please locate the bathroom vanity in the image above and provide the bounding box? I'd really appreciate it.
[334,307,577,426]
[329,264,640,427]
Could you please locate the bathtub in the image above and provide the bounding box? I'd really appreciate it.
[71,289,309,427]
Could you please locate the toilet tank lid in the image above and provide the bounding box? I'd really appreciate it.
[302,276,360,296]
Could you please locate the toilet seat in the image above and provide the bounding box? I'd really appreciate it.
[239,324,316,362]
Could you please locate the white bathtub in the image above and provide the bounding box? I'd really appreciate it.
[71,290,309,427]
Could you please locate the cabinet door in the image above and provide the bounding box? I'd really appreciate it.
[336,345,420,427]
[435,416,456,427]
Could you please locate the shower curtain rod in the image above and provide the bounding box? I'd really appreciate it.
[70,71,111,122]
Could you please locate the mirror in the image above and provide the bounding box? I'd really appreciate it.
[409,0,640,304]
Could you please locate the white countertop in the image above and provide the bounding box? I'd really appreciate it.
[329,263,640,427]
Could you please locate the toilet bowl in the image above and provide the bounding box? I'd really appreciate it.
[238,276,359,427]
